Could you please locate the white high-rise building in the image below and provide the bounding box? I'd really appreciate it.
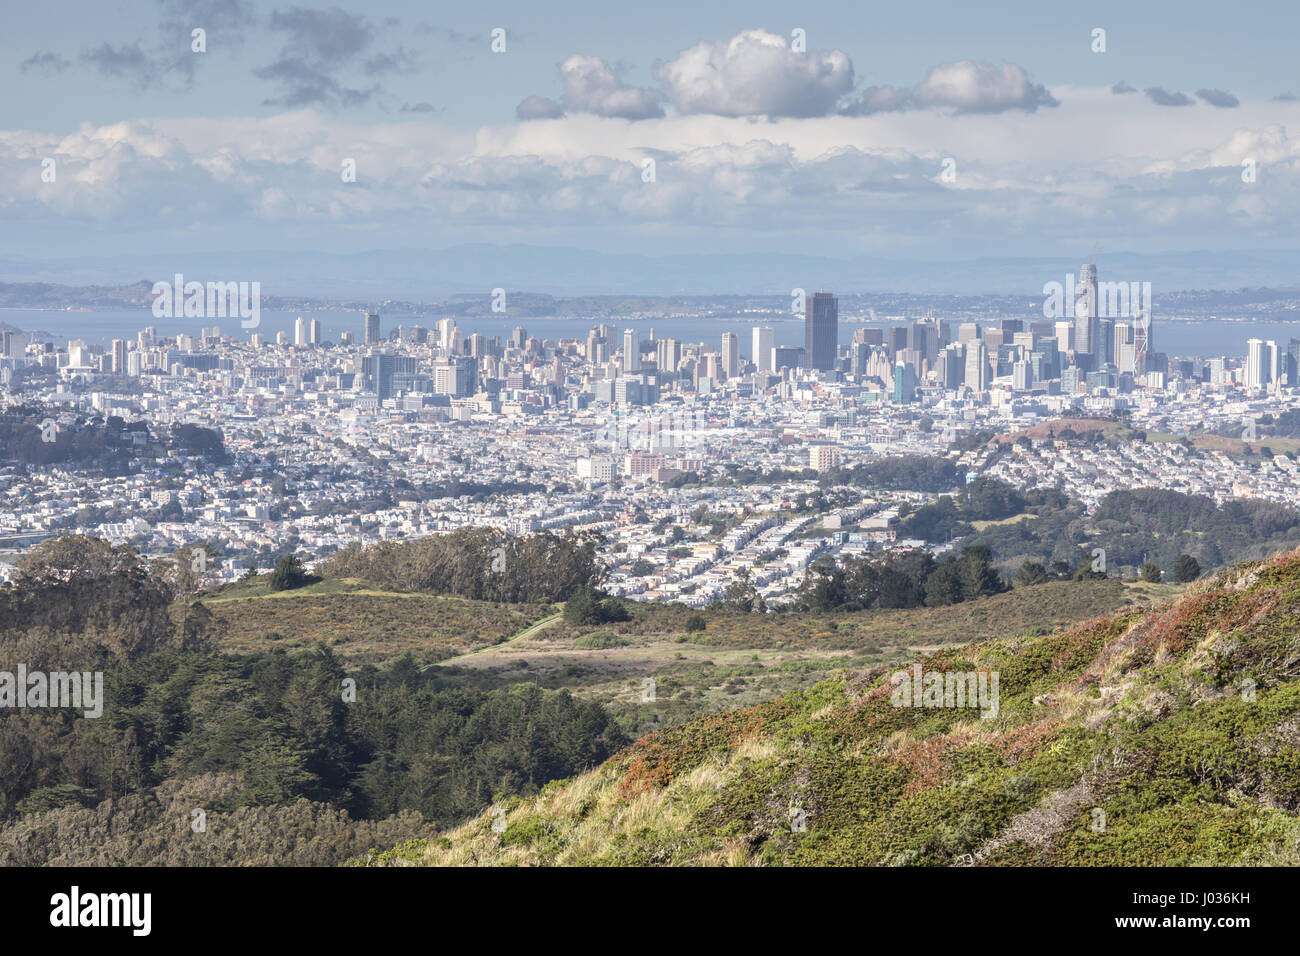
[721,332,739,380]
[624,329,640,372]
[1246,339,1268,390]
[294,316,308,346]
[752,327,774,374]
[310,318,322,345]
[437,318,457,351]
[964,341,988,390]
[1074,263,1099,357]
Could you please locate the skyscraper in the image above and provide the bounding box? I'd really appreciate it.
[1246,338,1267,390]
[752,327,774,374]
[721,332,739,380]
[364,312,381,346]
[804,292,838,371]
[294,316,308,347]
[1074,263,1099,358]
[965,341,989,390]
[624,329,640,372]
[310,318,322,345]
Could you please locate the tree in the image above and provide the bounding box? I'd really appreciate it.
[1140,561,1163,583]
[563,586,603,626]
[1173,553,1201,583]
[269,553,308,592]
[684,613,706,632]
[1013,560,1049,587]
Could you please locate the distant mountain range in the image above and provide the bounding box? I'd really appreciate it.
[0,244,1297,301]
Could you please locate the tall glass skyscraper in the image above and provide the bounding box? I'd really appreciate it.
[804,292,838,371]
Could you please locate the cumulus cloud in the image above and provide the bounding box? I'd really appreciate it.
[654,29,853,117]
[913,61,1058,113]
[516,95,565,120]
[843,60,1056,115]
[1145,87,1194,107]
[1111,80,1137,94]
[558,55,663,119]
[1196,88,1239,108]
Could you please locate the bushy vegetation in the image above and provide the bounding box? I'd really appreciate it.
[319,528,604,603]
[960,487,1300,579]
[792,546,1006,613]
[378,549,1300,867]
[0,535,625,864]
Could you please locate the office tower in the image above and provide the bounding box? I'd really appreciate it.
[364,312,381,346]
[0,330,10,357]
[1246,339,1267,390]
[656,337,681,374]
[804,292,838,371]
[1074,263,1098,357]
[908,322,936,367]
[1268,340,1282,389]
[1113,323,1134,374]
[1287,339,1300,387]
[851,341,870,377]
[310,318,322,345]
[1054,320,1072,352]
[1001,318,1024,335]
[1098,317,1115,366]
[624,329,640,372]
[892,362,916,403]
[887,325,908,360]
[1013,360,1031,391]
[433,356,477,397]
[984,329,1005,352]
[511,326,527,349]
[752,327,774,374]
[854,326,884,347]
[965,341,988,390]
[721,332,739,380]
[773,346,803,371]
[940,345,965,389]
[339,331,352,346]
[435,319,456,351]
[111,339,127,373]
[1013,332,1035,351]
[958,322,979,344]
[294,317,308,347]
[276,331,288,346]
[469,333,487,358]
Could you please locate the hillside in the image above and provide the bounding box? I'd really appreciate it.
[370,550,1300,866]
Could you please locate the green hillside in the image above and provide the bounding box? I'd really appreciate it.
[370,550,1300,866]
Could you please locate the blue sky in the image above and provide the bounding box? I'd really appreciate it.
[2,0,1299,281]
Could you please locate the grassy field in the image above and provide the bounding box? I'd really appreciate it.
[196,576,553,667]
[427,577,1159,738]
[185,572,1155,737]
[369,549,1300,867]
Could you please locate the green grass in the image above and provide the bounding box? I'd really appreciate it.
[368,549,1300,866]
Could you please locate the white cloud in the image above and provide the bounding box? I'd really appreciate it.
[654,29,853,118]
[844,60,1057,115]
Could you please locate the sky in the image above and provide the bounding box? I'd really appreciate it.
[2,0,1299,285]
